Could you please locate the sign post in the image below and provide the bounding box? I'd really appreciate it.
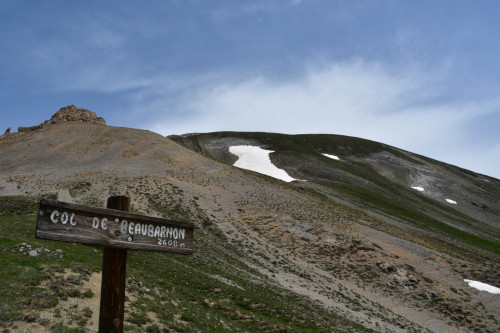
[99,196,130,333]
[35,196,195,333]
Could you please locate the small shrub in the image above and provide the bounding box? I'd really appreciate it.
[146,324,161,333]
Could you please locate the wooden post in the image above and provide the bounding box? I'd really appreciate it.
[98,196,130,333]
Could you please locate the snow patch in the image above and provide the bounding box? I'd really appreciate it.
[322,153,340,161]
[229,145,297,182]
[411,186,425,192]
[464,279,500,294]
[445,199,457,204]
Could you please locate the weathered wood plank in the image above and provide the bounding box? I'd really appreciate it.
[36,198,194,254]
[99,196,129,333]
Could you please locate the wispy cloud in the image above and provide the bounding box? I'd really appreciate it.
[148,59,445,134]
[146,59,500,177]
[2,1,499,178]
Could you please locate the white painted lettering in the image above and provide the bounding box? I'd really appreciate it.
[92,217,100,228]
[50,210,60,223]
[121,220,128,234]
[135,223,141,235]
[141,224,147,236]
[148,224,154,237]
[69,213,76,226]
[50,210,77,226]
[156,237,184,247]
[61,211,69,224]
[173,228,179,240]
[128,222,135,235]
[160,226,166,238]
[154,226,160,237]
[101,218,108,230]
[178,229,185,240]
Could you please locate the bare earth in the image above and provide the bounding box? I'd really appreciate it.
[1,122,499,332]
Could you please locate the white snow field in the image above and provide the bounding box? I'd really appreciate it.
[445,199,458,204]
[229,145,297,182]
[411,186,425,192]
[464,279,500,294]
[322,153,340,161]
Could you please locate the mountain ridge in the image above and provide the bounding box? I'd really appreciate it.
[0,120,499,332]
[170,132,499,238]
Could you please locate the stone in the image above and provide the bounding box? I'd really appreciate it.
[428,291,438,298]
[377,261,396,273]
[28,250,39,257]
[17,105,106,133]
[46,105,106,126]
[4,127,10,134]
[394,274,410,286]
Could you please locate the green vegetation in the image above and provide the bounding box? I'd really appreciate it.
[172,132,404,158]
[0,195,40,215]
[331,183,500,255]
[0,211,102,326]
[0,195,373,332]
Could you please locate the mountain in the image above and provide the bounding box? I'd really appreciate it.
[0,110,499,332]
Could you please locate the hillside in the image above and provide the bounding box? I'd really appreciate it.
[0,112,499,332]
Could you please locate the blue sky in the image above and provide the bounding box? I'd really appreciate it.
[1,0,499,179]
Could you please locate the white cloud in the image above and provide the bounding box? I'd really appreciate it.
[146,59,500,178]
[150,60,446,135]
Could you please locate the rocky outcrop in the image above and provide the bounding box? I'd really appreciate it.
[46,105,106,125]
[18,125,42,132]
[377,261,419,286]
[18,105,106,133]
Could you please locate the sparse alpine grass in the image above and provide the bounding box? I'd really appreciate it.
[0,196,374,332]
[330,183,500,256]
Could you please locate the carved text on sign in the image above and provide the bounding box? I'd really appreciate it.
[36,199,194,254]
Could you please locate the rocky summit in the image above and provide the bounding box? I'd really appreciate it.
[16,105,106,133]
[0,116,499,333]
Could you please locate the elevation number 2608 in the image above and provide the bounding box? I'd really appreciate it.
[158,238,185,248]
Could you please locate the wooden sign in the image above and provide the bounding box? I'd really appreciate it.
[36,199,194,254]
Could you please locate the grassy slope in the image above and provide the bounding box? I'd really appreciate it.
[0,195,373,333]
[329,183,500,256]
[171,132,500,265]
